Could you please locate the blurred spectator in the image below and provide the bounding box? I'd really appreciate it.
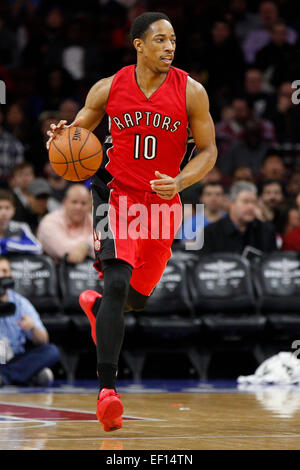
[228,0,260,43]
[232,166,255,184]
[0,16,18,67]
[58,99,80,124]
[22,6,65,69]
[243,68,275,117]
[0,108,24,187]
[258,153,287,184]
[9,162,35,222]
[219,119,272,176]
[287,174,300,200]
[275,203,300,240]
[10,0,40,19]
[268,82,300,144]
[4,103,31,146]
[219,104,235,123]
[180,166,224,205]
[25,111,59,176]
[0,256,59,387]
[200,181,277,254]
[0,189,42,255]
[42,16,91,80]
[216,98,250,156]
[43,162,70,209]
[255,22,297,87]
[200,19,245,101]
[295,191,300,211]
[37,184,93,263]
[180,182,226,242]
[27,68,76,120]
[258,179,284,223]
[200,166,224,185]
[282,223,300,251]
[216,97,276,156]
[61,21,88,80]
[23,178,51,234]
[243,1,297,63]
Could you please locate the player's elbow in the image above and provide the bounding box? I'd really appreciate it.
[202,143,218,170]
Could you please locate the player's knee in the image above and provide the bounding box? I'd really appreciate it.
[125,286,149,312]
[123,303,132,312]
[104,277,129,302]
[131,296,149,311]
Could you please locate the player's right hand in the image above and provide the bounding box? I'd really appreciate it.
[46,116,83,150]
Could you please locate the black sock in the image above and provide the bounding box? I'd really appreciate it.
[95,259,132,376]
[92,296,102,317]
[97,363,118,391]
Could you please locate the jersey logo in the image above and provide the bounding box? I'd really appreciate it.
[93,229,101,251]
[112,111,181,133]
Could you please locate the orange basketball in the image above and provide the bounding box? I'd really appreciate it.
[49,127,103,181]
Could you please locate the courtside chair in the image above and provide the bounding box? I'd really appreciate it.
[7,253,69,340]
[253,251,300,358]
[58,256,136,381]
[7,253,71,379]
[189,253,266,379]
[122,251,202,381]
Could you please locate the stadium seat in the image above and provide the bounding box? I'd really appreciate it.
[7,253,73,379]
[188,253,266,378]
[58,257,103,313]
[58,257,136,380]
[58,256,104,364]
[7,253,70,341]
[58,257,136,333]
[122,252,202,380]
[253,251,300,353]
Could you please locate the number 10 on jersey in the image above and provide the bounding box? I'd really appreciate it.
[134,134,157,160]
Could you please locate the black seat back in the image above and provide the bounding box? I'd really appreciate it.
[189,253,256,313]
[59,257,103,313]
[142,253,193,315]
[7,254,61,313]
[254,251,300,312]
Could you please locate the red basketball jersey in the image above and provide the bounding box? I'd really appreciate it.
[105,65,189,192]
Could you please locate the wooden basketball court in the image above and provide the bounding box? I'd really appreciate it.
[0,382,299,450]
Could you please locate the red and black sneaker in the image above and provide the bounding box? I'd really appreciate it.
[79,290,102,345]
[97,388,124,432]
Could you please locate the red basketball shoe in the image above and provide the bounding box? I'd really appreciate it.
[79,290,102,345]
[97,388,123,432]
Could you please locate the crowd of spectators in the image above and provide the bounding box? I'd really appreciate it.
[1,0,300,259]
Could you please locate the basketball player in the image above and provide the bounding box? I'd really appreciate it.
[47,12,217,432]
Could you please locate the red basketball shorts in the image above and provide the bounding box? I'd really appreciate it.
[92,180,182,296]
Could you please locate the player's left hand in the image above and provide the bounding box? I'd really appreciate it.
[150,171,179,200]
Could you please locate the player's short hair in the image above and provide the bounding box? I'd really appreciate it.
[0,189,16,207]
[130,12,171,42]
[229,181,257,201]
